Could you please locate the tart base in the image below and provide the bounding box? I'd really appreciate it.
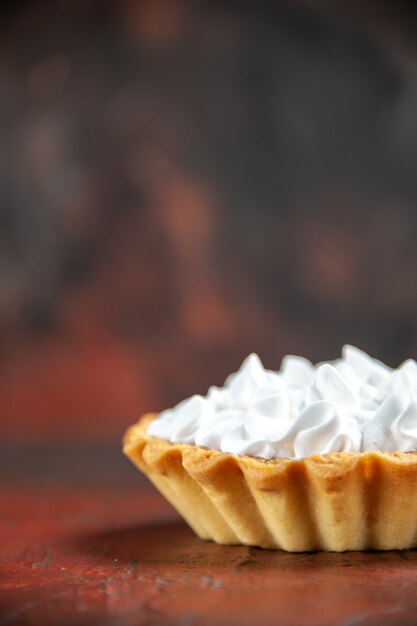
[123,414,417,552]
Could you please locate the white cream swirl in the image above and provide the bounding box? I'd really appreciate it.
[147,345,417,459]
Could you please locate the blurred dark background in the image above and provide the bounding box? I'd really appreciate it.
[1,0,417,457]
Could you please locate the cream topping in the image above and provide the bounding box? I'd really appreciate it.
[147,346,417,459]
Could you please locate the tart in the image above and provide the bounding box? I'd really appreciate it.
[123,346,417,552]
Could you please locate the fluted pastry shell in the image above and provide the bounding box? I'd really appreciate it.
[123,413,417,552]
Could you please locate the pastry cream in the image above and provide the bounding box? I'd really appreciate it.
[148,346,417,459]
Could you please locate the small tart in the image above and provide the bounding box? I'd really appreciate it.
[123,414,417,552]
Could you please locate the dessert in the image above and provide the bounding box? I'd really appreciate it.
[123,346,417,552]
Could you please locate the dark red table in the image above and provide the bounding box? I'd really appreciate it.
[3,445,417,626]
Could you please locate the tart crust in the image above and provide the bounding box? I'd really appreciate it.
[123,413,417,552]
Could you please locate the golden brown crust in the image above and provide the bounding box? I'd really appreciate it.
[123,414,417,551]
